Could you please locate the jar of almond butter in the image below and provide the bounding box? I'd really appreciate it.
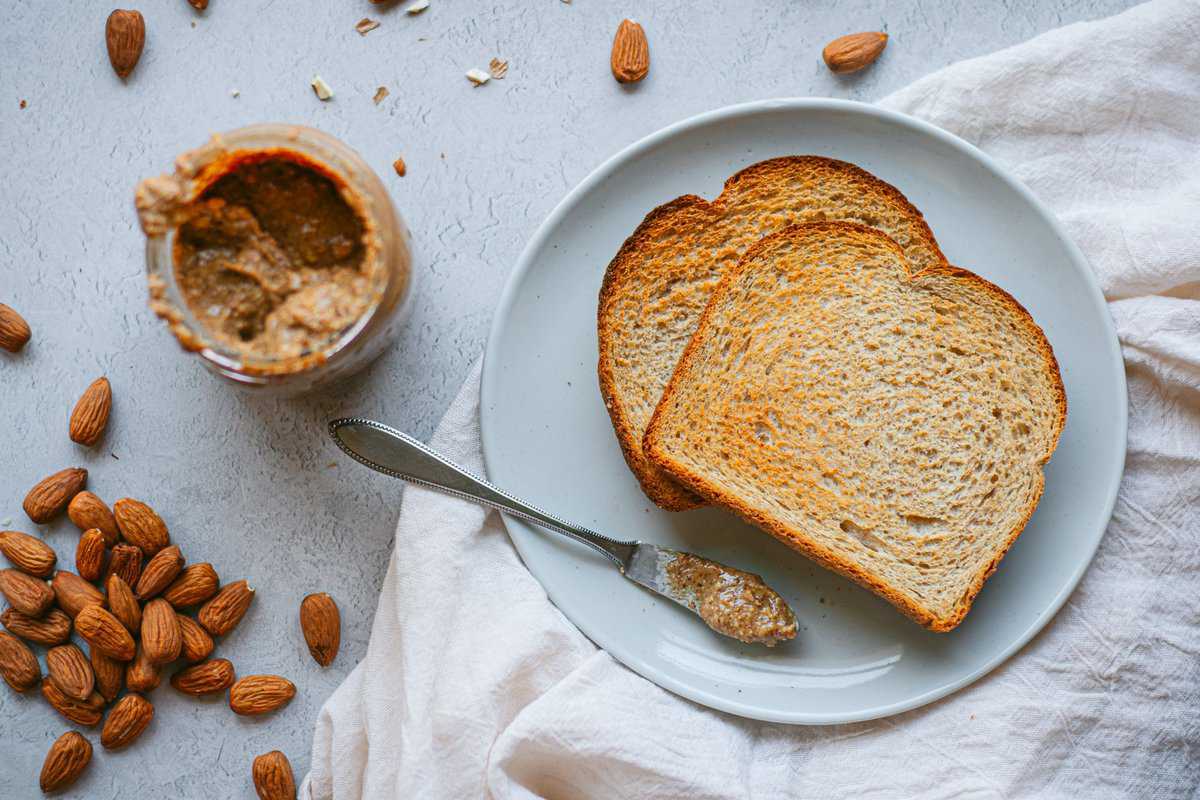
[136,124,412,394]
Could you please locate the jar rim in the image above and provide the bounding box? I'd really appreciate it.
[138,124,400,382]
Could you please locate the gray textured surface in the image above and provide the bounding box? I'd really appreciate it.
[0,1,1135,797]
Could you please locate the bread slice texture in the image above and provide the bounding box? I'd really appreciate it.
[644,222,1065,631]
[598,156,948,511]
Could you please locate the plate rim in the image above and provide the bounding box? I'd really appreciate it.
[479,97,1128,724]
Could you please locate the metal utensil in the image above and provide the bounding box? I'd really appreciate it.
[328,417,797,645]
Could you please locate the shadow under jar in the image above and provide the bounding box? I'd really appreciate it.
[136,124,412,394]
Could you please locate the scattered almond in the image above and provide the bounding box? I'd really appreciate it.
[489,58,508,80]
[75,529,107,582]
[69,377,112,446]
[0,529,57,577]
[41,678,105,726]
[105,574,142,635]
[253,750,297,800]
[466,68,490,86]
[229,674,296,716]
[104,543,143,588]
[822,31,888,74]
[177,613,214,662]
[1,607,72,646]
[0,568,54,617]
[611,19,649,84]
[136,544,184,600]
[163,562,220,607]
[198,579,254,636]
[141,598,182,664]
[52,570,105,618]
[105,9,146,79]
[101,693,154,750]
[39,731,92,793]
[90,645,124,702]
[373,86,389,105]
[299,592,340,667]
[124,645,161,692]
[0,630,40,692]
[171,657,235,696]
[113,497,169,556]
[75,605,136,662]
[393,158,407,177]
[0,303,32,352]
[47,643,95,701]
[356,18,379,35]
[311,75,334,101]
[23,467,88,523]
[68,491,119,546]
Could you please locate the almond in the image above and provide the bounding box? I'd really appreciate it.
[163,562,220,607]
[101,693,154,750]
[106,9,145,79]
[171,657,235,696]
[1,607,72,646]
[113,498,169,556]
[75,605,135,661]
[52,570,105,618]
[136,544,183,600]
[253,750,297,800]
[74,529,107,582]
[124,644,161,692]
[104,543,143,588]
[0,303,32,353]
[229,675,296,716]
[105,573,142,635]
[141,598,182,664]
[611,19,650,84]
[822,31,888,74]
[177,613,214,662]
[23,467,87,524]
[46,643,95,701]
[90,645,124,702]
[68,491,119,546]
[69,377,113,446]
[0,568,54,616]
[300,592,340,667]
[198,579,254,636]
[39,731,93,793]
[0,530,57,577]
[41,677,105,726]
[0,630,40,692]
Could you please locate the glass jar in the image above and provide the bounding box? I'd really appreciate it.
[137,124,412,395]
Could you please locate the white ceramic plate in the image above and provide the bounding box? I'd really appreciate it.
[480,99,1126,724]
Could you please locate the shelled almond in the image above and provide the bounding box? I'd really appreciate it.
[40,731,92,793]
[69,377,113,446]
[105,543,143,588]
[0,630,40,691]
[76,529,108,581]
[23,468,87,523]
[75,605,136,661]
[52,570,105,618]
[68,492,119,545]
[106,574,142,635]
[252,750,297,800]
[46,643,95,701]
[163,562,219,607]
[1,607,72,645]
[0,530,58,577]
[100,693,154,750]
[0,568,55,616]
[113,498,169,556]
[198,579,254,636]
[136,545,183,599]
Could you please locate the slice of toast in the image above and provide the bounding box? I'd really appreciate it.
[644,222,1065,631]
[598,157,948,511]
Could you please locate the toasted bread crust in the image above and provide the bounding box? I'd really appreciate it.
[644,221,1066,631]
[598,156,949,511]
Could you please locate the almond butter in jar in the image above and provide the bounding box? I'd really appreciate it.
[135,124,412,394]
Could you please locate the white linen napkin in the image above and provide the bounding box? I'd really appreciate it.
[303,1,1200,796]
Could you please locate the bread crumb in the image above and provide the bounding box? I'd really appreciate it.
[311,75,334,100]
[404,0,429,13]
[230,88,240,98]
[373,86,389,105]
[393,157,406,177]
[355,18,380,35]
[489,58,508,79]
[465,68,490,86]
